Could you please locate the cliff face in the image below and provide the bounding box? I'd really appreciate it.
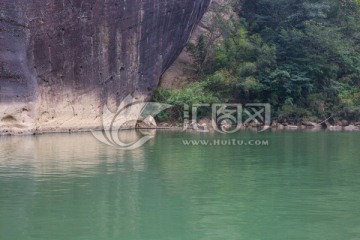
[0,0,210,134]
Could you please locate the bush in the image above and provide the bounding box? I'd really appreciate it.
[278,105,313,122]
[152,83,220,121]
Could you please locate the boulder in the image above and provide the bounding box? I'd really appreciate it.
[220,119,232,130]
[286,125,299,130]
[341,120,349,126]
[302,121,318,127]
[143,116,157,128]
[328,125,343,131]
[344,125,359,131]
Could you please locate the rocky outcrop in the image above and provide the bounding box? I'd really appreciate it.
[0,0,210,134]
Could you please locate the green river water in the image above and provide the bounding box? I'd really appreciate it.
[0,131,360,240]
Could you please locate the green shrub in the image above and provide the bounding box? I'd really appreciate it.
[152,83,219,121]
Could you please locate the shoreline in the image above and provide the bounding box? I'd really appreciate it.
[1,123,359,137]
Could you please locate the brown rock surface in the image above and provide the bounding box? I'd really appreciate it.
[0,0,210,134]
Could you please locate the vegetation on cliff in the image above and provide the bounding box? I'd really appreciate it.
[153,0,360,123]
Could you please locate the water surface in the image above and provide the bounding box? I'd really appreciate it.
[0,131,360,240]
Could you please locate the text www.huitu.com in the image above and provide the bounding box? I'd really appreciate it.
[182,139,270,146]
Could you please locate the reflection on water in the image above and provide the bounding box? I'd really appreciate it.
[0,131,148,176]
[0,132,152,240]
[0,131,360,240]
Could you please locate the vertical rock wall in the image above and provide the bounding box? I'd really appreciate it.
[0,0,210,134]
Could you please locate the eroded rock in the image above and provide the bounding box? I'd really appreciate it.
[0,0,210,135]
